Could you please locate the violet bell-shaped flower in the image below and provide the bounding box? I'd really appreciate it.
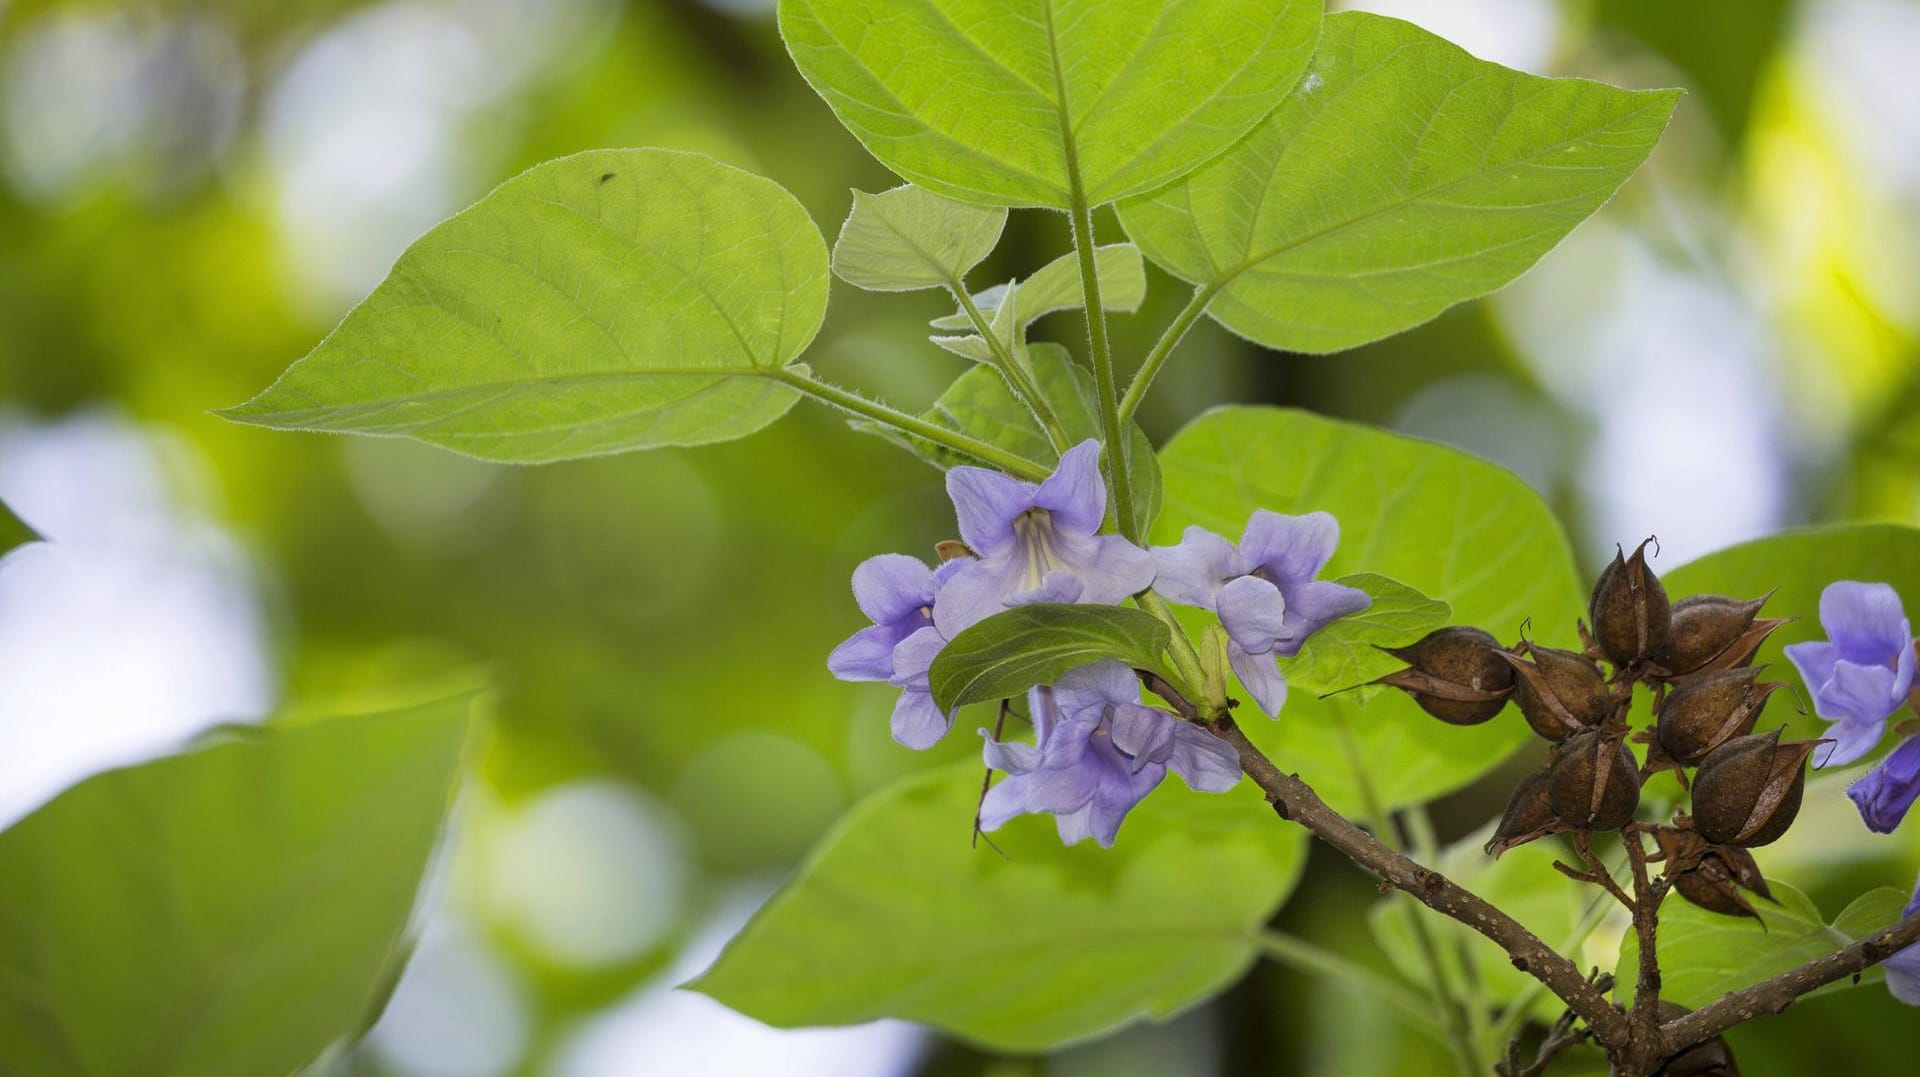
[828,553,968,749]
[1784,581,1917,766]
[977,660,1240,848]
[931,440,1154,639]
[1850,732,1920,834]
[1152,510,1370,715]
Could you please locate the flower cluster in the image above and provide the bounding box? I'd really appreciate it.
[830,441,1367,846]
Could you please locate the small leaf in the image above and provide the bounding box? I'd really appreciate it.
[779,0,1322,208]
[1281,573,1451,697]
[1614,881,1901,1008]
[1,498,38,558]
[861,344,1162,535]
[932,244,1148,334]
[832,184,1008,291]
[220,149,829,463]
[0,695,475,1077]
[930,603,1171,711]
[1116,11,1681,354]
[693,762,1307,1051]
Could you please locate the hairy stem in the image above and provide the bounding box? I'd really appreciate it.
[1118,283,1216,426]
[779,369,1049,481]
[948,281,1072,452]
[1254,929,1447,1042]
[1065,196,1138,542]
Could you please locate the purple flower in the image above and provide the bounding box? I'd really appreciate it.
[1887,872,1920,1006]
[1849,733,1920,834]
[1784,581,1917,767]
[931,440,1154,639]
[1152,510,1370,716]
[829,554,968,749]
[977,660,1240,847]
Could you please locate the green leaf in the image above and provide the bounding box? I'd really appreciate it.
[1116,12,1680,354]
[693,761,1307,1050]
[1280,572,1450,697]
[1662,524,1920,745]
[219,149,829,463]
[930,602,1171,711]
[1,498,38,558]
[1615,882,1904,1008]
[865,343,1162,534]
[1154,406,1582,813]
[778,0,1323,208]
[0,695,475,1077]
[832,184,1007,291]
[932,244,1148,336]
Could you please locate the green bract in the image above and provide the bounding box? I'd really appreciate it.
[832,184,1008,291]
[929,602,1171,711]
[1155,406,1582,814]
[0,695,474,1077]
[778,0,1323,207]
[221,149,829,463]
[1116,11,1681,354]
[692,762,1306,1050]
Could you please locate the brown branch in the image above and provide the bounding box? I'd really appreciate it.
[1660,909,1920,1053]
[1622,832,1665,1050]
[1206,714,1632,1048]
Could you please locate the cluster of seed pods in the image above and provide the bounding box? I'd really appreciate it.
[1375,538,1817,924]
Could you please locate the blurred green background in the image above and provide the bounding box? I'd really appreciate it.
[1,0,1918,1074]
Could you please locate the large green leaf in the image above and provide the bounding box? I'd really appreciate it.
[1155,406,1582,814]
[1662,524,1920,745]
[864,344,1162,534]
[1116,12,1680,354]
[778,0,1323,208]
[1,498,37,558]
[832,184,1007,291]
[0,695,475,1077]
[220,149,829,463]
[1614,883,1906,1008]
[693,762,1307,1050]
[930,603,1171,711]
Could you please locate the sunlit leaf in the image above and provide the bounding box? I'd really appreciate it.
[1155,406,1582,813]
[0,498,37,558]
[832,184,1007,291]
[930,603,1171,711]
[1116,12,1680,353]
[0,695,476,1077]
[1280,573,1450,697]
[932,244,1147,336]
[778,0,1323,207]
[220,149,829,463]
[693,762,1307,1050]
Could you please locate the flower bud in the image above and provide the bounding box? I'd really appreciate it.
[1484,769,1565,857]
[1498,643,1610,741]
[1653,667,1786,767]
[1653,826,1772,921]
[1372,626,1513,725]
[1589,537,1671,666]
[1655,593,1777,677]
[1691,731,1821,847]
[1654,1003,1742,1076]
[1548,730,1641,830]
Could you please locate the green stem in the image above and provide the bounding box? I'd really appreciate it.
[779,369,1048,481]
[1118,283,1215,427]
[1254,929,1447,1042]
[949,283,1072,454]
[1065,195,1138,542]
[1135,590,1208,700]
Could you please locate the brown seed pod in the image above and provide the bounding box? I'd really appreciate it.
[1590,537,1672,666]
[1653,1003,1742,1076]
[1654,667,1787,766]
[1371,626,1513,725]
[1484,769,1565,857]
[1655,593,1770,676]
[1691,731,1821,847]
[1499,643,1610,741]
[1654,827,1773,920]
[1548,730,1641,830]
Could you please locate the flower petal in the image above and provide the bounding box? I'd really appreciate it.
[1053,801,1098,846]
[1822,657,1901,728]
[1889,872,1920,1006]
[1054,659,1140,714]
[1819,581,1910,662]
[978,776,1029,831]
[1167,723,1242,793]
[1848,735,1920,833]
[1008,569,1084,607]
[1032,440,1107,536]
[1242,510,1341,584]
[850,553,936,624]
[1229,639,1289,717]
[946,466,1034,556]
[1054,532,1155,605]
[1107,701,1178,770]
[1218,574,1287,654]
[1785,640,1841,706]
[931,555,1029,638]
[890,688,951,749]
[1085,758,1164,847]
[1273,578,1372,658]
[1150,526,1243,609]
[1819,712,1891,769]
[887,625,945,691]
[828,622,910,682]
[980,729,1042,774]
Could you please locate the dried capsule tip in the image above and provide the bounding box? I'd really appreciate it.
[1589,536,1672,665]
